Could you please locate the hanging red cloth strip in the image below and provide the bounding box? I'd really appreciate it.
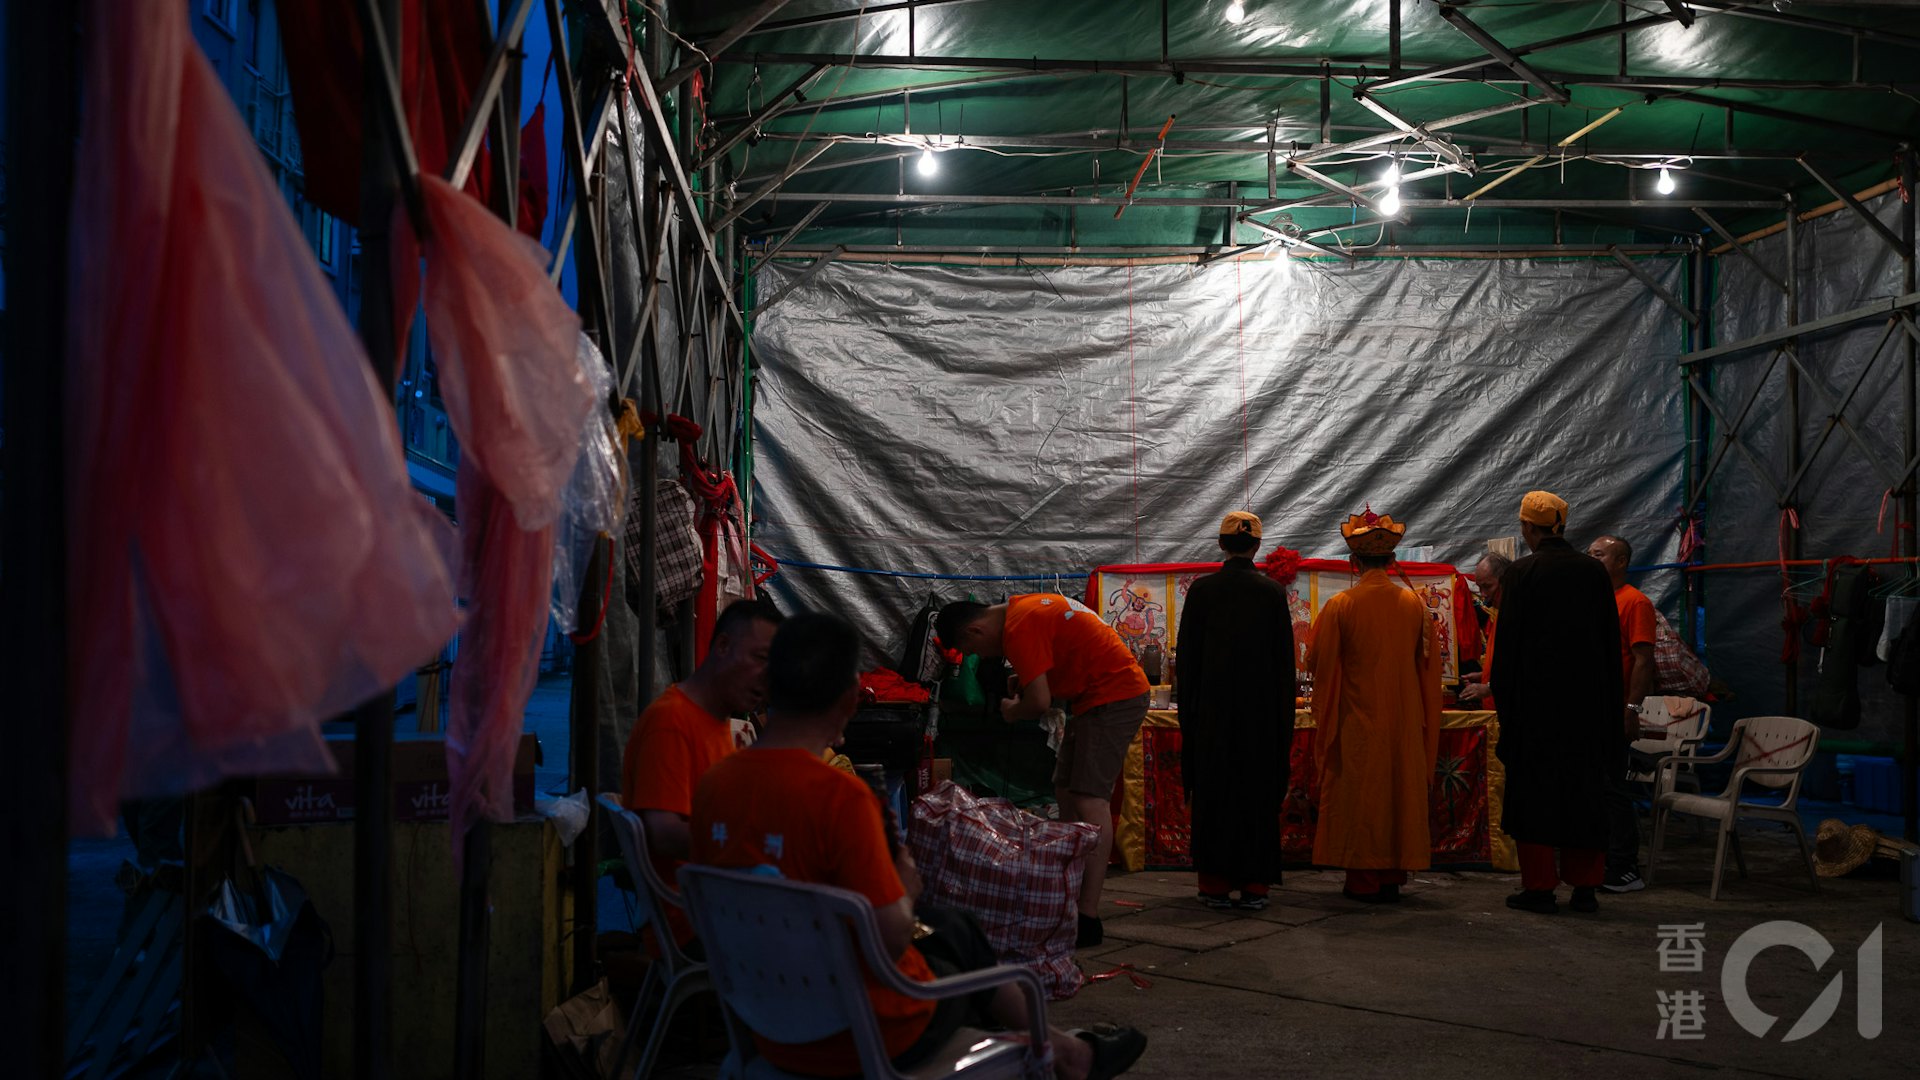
[657,413,752,663]
[276,0,493,225]
[1779,509,1810,664]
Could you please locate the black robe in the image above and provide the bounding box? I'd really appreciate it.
[1490,536,1625,850]
[1174,557,1296,884]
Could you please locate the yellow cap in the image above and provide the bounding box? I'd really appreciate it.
[1219,511,1263,540]
[1519,490,1569,529]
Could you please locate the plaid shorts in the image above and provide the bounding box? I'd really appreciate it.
[1054,693,1149,797]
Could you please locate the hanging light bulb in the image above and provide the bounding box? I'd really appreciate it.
[1225,1,1247,25]
[917,147,938,177]
[1656,164,1676,195]
[1378,158,1402,217]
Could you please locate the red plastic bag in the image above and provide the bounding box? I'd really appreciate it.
[413,175,589,861]
[65,1,459,835]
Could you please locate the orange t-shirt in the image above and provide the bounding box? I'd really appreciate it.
[1614,584,1658,690]
[622,684,735,946]
[692,748,935,1076]
[1002,593,1149,713]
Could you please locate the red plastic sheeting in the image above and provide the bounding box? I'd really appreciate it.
[415,174,590,530]
[414,174,589,862]
[65,1,459,835]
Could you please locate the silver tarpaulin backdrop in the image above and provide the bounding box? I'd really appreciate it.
[1708,193,1909,740]
[749,255,1686,660]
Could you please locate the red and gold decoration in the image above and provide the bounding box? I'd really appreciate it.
[1119,709,1515,873]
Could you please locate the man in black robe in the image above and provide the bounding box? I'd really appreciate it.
[1491,491,1625,915]
[1174,511,1296,911]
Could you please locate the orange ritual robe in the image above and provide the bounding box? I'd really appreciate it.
[1309,568,1443,871]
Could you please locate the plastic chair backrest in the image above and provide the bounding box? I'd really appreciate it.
[1640,697,1712,745]
[678,864,895,1063]
[1731,716,1819,792]
[597,794,698,972]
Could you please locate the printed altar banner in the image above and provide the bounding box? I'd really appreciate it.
[1115,710,1517,873]
[1088,559,1478,684]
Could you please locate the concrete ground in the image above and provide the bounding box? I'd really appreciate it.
[1056,836,1917,1079]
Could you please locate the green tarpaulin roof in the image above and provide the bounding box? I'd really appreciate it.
[666,0,1920,252]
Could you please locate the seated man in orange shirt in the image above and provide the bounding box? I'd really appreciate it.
[620,598,782,947]
[935,595,1150,948]
[692,612,1146,1080]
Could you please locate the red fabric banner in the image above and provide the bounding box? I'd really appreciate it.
[1138,725,1493,871]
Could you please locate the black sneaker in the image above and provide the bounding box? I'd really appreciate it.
[1233,893,1270,911]
[1197,891,1235,910]
[1505,889,1559,915]
[1379,883,1402,903]
[1569,886,1600,914]
[1342,887,1394,905]
[1076,913,1104,948]
[1602,868,1645,894]
[1076,1024,1148,1080]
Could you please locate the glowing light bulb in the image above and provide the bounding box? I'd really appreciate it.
[1656,164,1676,195]
[1225,2,1246,25]
[1378,185,1402,217]
[1383,160,1401,186]
[917,148,937,176]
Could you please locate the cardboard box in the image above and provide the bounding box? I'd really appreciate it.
[249,732,538,825]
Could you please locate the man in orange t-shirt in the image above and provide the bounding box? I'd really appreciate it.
[935,595,1149,947]
[1589,534,1657,894]
[692,612,1144,1080]
[621,599,782,947]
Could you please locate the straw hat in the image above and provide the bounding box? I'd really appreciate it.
[1812,818,1880,878]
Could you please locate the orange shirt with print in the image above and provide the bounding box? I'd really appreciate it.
[692,748,935,1076]
[621,684,735,947]
[1613,584,1657,689]
[1003,593,1149,713]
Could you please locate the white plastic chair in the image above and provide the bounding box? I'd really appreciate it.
[598,794,714,1080]
[678,864,1053,1080]
[1630,697,1713,794]
[1646,716,1821,900]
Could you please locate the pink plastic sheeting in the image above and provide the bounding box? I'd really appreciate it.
[415,174,591,532]
[446,465,555,858]
[412,175,590,862]
[65,1,460,835]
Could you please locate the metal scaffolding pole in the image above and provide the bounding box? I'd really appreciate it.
[1905,149,1919,843]
[1685,244,1708,650]
[353,1,404,1075]
[1,2,76,1075]
[1784,203,1802,715]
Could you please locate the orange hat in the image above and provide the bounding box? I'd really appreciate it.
[1519,490,1569,530]
[1219,510,1263,539]
[1340,505,1406,557]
